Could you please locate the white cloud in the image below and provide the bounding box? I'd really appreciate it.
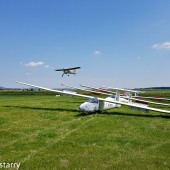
[94,50,102,55]
[26,72,31,75]
[44,65,50,68]
[25,61,45,67]
[152,41,170,50]
[44,65,54,69]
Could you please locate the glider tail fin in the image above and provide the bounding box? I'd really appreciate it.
[122,92,131,97]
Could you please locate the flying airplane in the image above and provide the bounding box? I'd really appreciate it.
[16,81,170,114]
[55,67,81,77]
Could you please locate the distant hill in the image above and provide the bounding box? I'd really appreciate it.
[135,87,170,90]
[0,86,6,90]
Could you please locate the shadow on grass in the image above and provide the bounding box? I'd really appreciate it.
[4,105,80,113]
[4,105,170,119]
[52,100,84,104]
[76,110,170,119]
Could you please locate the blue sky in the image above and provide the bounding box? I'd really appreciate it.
[0,0,170,88]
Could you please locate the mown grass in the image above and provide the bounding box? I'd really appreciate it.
[0,91,170,170]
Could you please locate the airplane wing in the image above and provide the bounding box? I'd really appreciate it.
[134,96,170,101]
[102,86,140,93]
[16,81,170,114]
[55,67,81,71]
[80,84,115,94]
[55,69,64,71]
[16,81,93,99]
[61,84,112,95]
[69,67,80,69]
[97,85,170,106]
[124,97,170,106]
[66,67,81,70]
[65,84,170,107]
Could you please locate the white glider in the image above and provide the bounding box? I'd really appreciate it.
[16,81,170,114]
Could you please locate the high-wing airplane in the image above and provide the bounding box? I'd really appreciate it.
[16,81,170,114]
[55,67,81,77]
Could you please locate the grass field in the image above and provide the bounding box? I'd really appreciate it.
[0,91,170,170]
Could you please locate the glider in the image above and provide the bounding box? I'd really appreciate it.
[62,84,170,107]
[16,81,170,114]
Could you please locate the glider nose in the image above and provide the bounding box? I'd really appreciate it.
[79,102,98,113]
[79,103,86,112]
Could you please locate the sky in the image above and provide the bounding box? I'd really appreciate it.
[0,0,170,89]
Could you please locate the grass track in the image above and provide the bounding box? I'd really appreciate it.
[0,92,170,169]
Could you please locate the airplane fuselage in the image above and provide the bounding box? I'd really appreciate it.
[62,70,76,77]
[79,96,148,113]
[79,97,122,113]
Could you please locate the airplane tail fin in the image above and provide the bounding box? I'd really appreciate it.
[134,92,139,97]
[122,92,131,97]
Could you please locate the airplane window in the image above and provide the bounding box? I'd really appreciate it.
[110,94,115,98]
[87,98,98,103]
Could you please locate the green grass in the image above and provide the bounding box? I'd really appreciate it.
[0,91,170,170]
